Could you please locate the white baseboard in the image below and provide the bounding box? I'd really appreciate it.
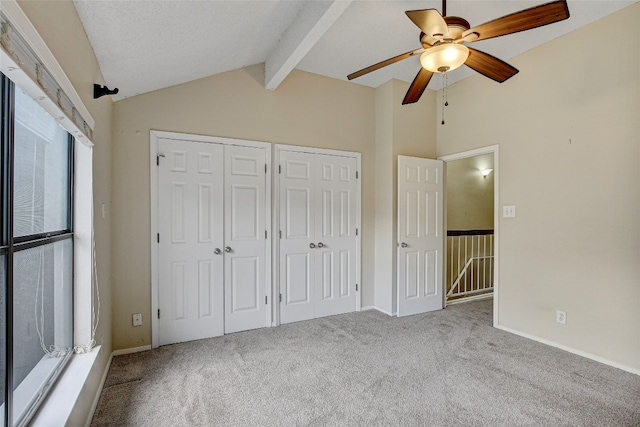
[362,305,396,317]
[496,325,640,376]
[84,351,113,427]
[112,345,152,357]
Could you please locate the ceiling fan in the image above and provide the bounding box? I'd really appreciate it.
[347,0,570,105]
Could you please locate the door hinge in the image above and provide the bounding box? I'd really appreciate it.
[356,171,359,179]
[265,230,267,239]
[265,296,268,305]
[265,164,267,174]
[279,230,282,239]
[356,284,358,291]
[356,228,358,236]
[279,165,281,174]
[279,293,282,303]
[157,233,160,243]
[157,309,160,319]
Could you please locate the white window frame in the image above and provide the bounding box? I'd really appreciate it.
[0,1,99,425]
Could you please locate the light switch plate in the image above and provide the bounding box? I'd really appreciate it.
[503,205,516,218]
[132,313,142,327]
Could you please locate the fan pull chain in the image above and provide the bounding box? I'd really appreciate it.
[441,72,449,125]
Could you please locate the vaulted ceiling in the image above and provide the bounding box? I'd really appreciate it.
[73,0,637,101]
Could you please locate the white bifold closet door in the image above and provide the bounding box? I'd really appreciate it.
[223,145,268,334]
[279,150,358,324]
[157,138,267,346]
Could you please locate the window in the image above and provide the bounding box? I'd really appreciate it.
[1,73,75,427]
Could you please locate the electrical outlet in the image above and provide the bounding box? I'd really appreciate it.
[132,313,143,327]
[556,310,566,325]
[503,205,516,218]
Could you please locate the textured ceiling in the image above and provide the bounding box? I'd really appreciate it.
[73,0,637,101]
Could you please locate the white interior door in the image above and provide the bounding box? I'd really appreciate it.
[314,154,358,318]
[157,138,224,345]
[224,145,268,333]
[278,151,315,324]
[397,155,444,317]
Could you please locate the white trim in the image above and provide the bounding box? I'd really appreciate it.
[273,144,362,326]
[74,143,94,349]
[29,346,103,427]
[264,142,273,328]
[439,145,500,162]
[439,144,500,327]
[496,325,640,377]
[274,144,361,158]
[84,352,113,427]
[0,0,95,129]
[150,130,272,348]
[150,130,270,150]
[272,144,281,326]
[150,132,159,349]
[355,153,362,312]
[111,345,152,357]
[361,306,396,317]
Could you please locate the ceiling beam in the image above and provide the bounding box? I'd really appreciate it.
[264,0,352,90]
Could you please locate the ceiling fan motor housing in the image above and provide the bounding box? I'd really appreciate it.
[443,16,471,40]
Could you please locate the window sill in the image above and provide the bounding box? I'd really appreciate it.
[29,345,102,427]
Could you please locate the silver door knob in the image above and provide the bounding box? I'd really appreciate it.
[401,242,408,248]
[309,243,316,249]
[317,242,324,248]
[214,248,221,255]
[225,246,232,253]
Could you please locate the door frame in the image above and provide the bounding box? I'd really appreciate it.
[150,130,272,348]
[439,144,500,327]
[273,144,362,326]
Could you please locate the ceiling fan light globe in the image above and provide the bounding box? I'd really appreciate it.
[420,44,469,73]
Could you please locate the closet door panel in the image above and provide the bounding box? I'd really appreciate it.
[314,155,357,318]
[224,145,267,333]
[157,139,224,345]
[279,151,315,324]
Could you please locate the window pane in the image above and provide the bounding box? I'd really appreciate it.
[13,89,69,237]
[0,255,5,413]
[12,240,72,425]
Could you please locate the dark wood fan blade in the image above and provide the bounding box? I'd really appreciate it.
[465,47,519,83]
[402,68,434,105]
[347,48,424,80]
[405,9,448,37]
[462,0,569,42]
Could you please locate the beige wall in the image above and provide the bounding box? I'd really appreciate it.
[373,80,437,313]
[17,0,113,423]
[112,65,375,349]
[374,81,394,312]
[437,4,640,371]
[446,154,494,230]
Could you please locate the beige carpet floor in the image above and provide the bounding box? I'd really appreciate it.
[91,299,640,426]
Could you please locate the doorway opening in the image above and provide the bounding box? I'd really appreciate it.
[440,146,499,325]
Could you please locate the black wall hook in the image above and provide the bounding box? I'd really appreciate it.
[93,84,119,99]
